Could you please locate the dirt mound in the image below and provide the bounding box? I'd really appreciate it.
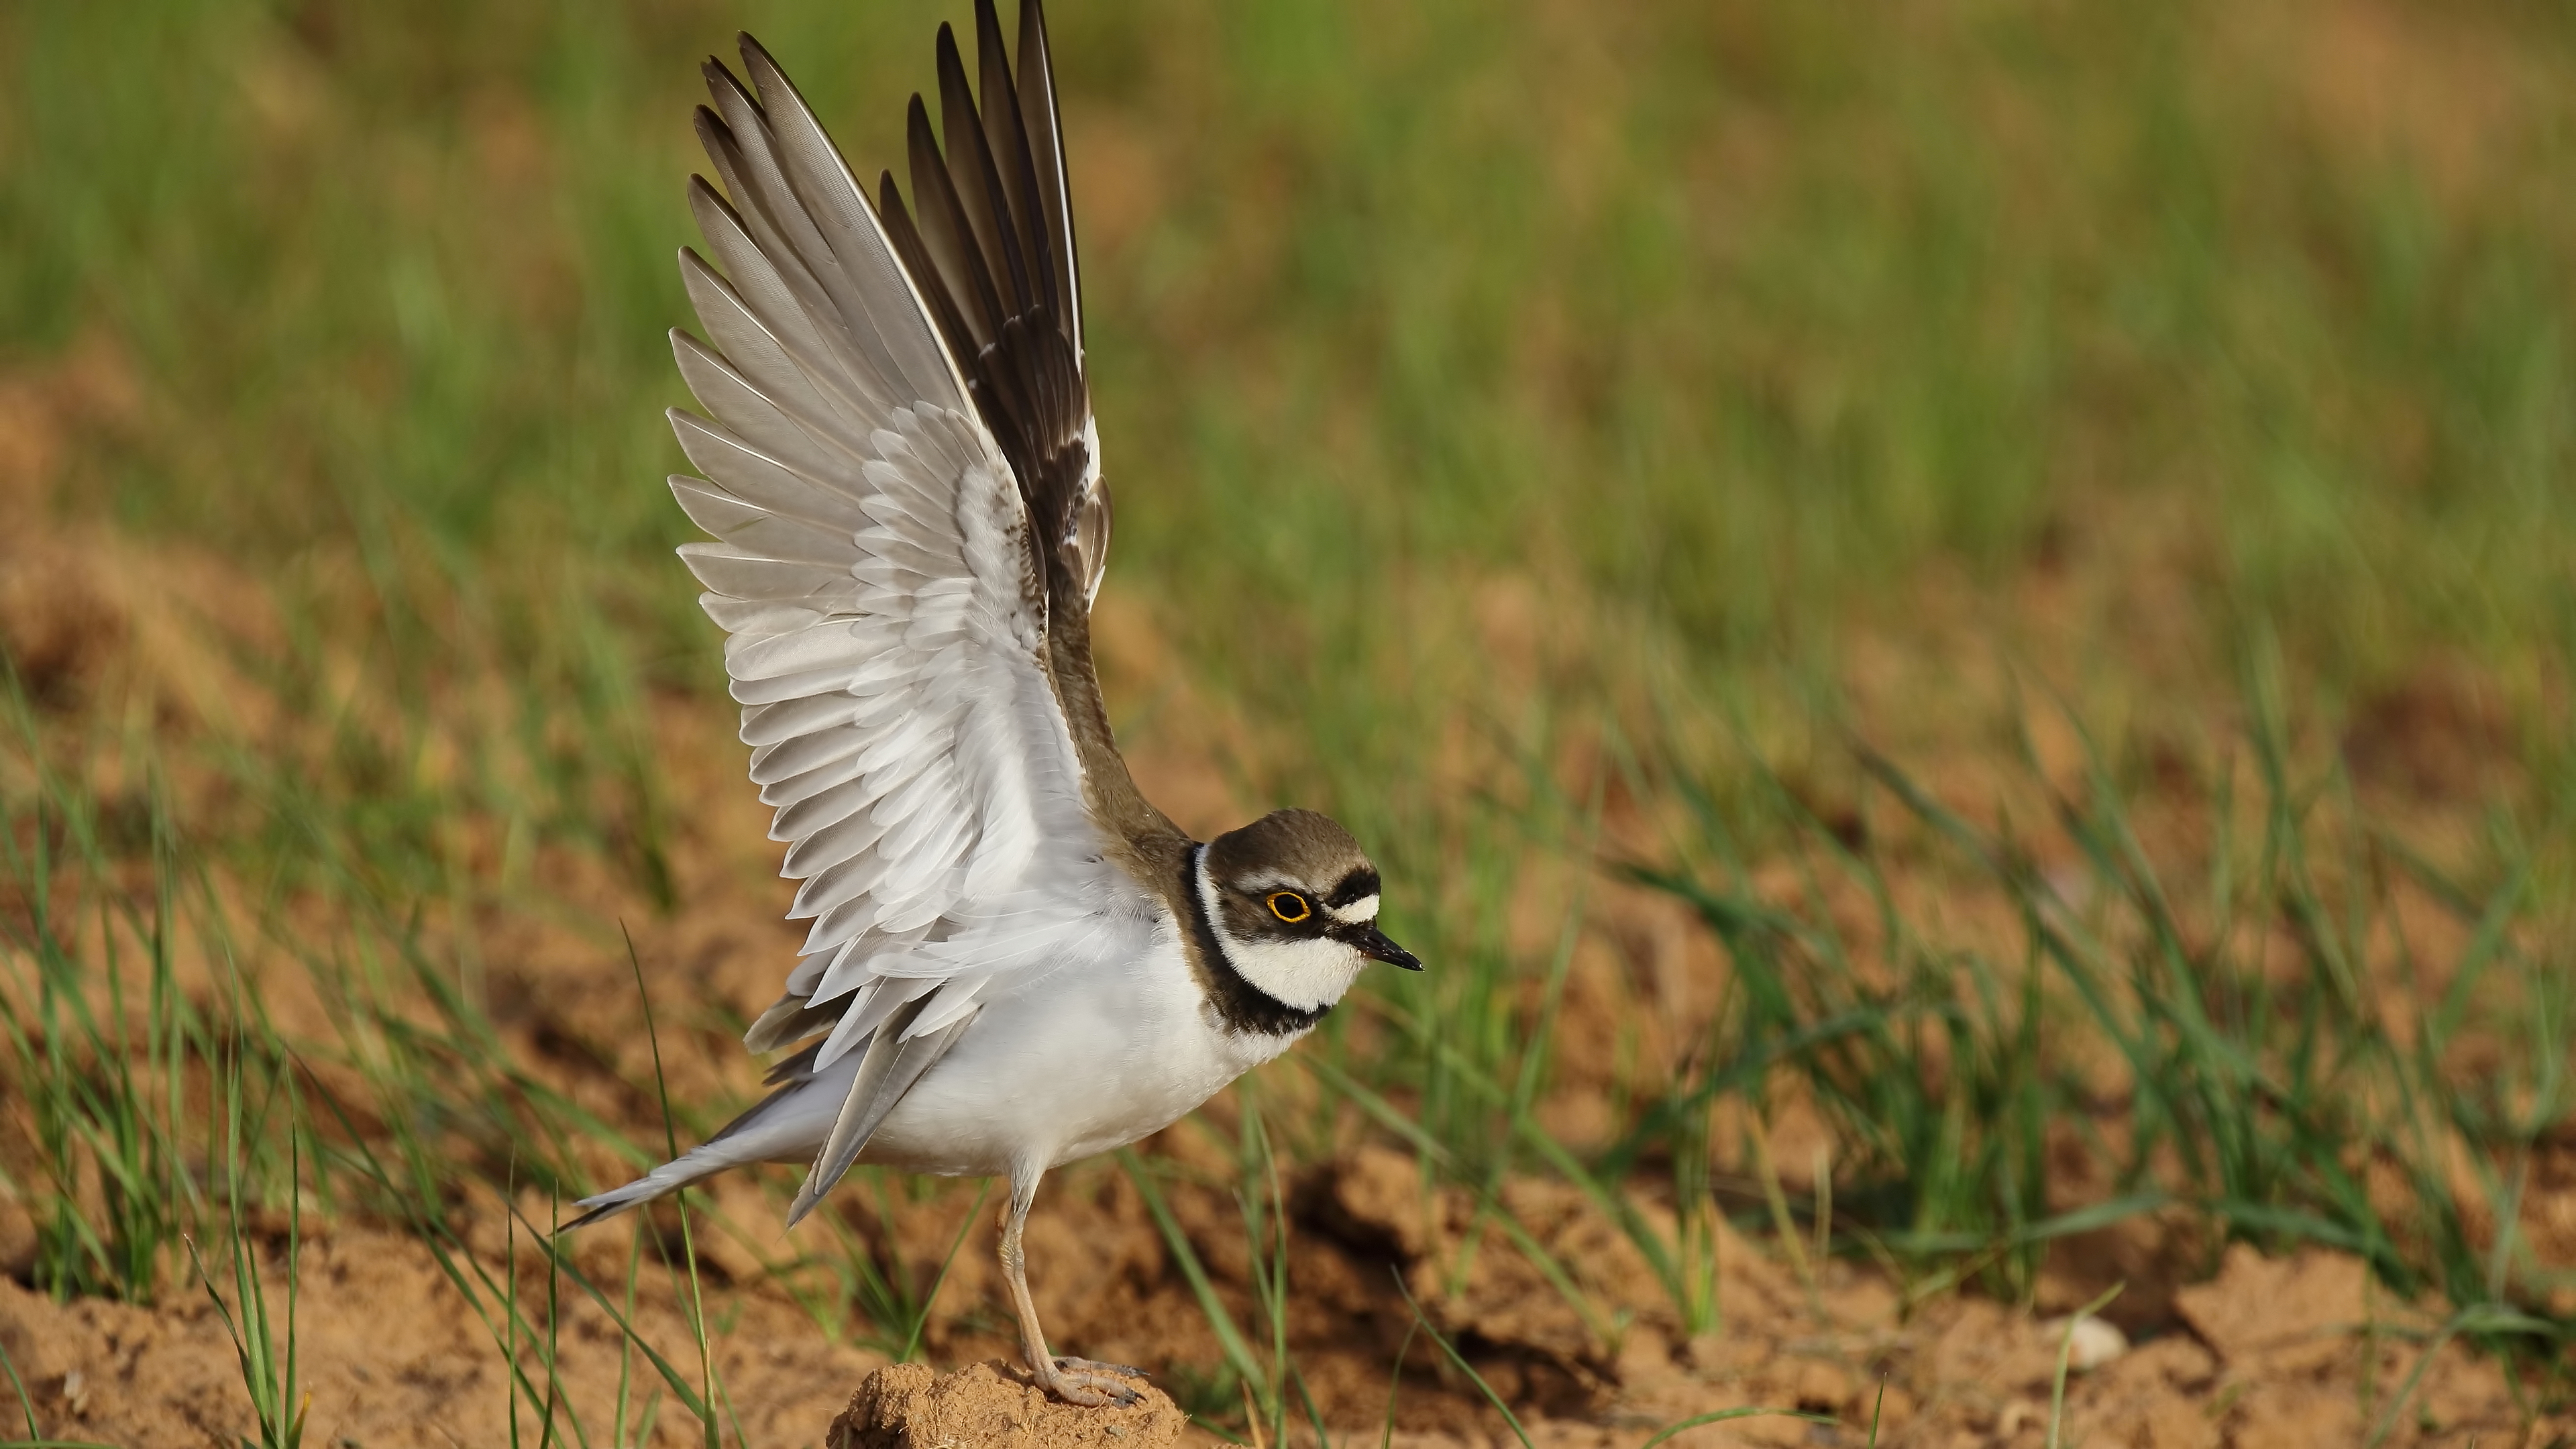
[825,1360,1188,1448]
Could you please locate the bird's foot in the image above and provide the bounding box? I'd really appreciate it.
[1034,1355,1144,1407]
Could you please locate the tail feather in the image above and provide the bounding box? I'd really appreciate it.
[784,1000,975,1228]
[557,1150,733,1233]
[557,1042,848,1236]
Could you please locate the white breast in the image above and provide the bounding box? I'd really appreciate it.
[858,908,1301,1177]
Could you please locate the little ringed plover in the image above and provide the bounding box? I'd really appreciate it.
[561,0,1419,1407]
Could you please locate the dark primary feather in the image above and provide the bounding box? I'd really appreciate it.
[1012,0,1081,361]
[938,25,1034,323]
[875,0,1093,610]
[978,9,1056,323]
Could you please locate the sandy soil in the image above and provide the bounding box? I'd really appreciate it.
[2,1144,2561,1446]
[0,1224,875,1448]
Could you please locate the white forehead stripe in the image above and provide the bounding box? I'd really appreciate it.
[1324,894,1380,925]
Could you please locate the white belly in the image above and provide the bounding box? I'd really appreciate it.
[857,924,1302,1177]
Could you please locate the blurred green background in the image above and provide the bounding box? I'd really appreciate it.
[10,0,2573,782]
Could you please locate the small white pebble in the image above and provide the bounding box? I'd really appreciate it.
[2041,1313,2129,1371]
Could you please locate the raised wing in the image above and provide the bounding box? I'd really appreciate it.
[664,5,1146,1216]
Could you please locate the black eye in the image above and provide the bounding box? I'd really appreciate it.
[1266,892,1311,924]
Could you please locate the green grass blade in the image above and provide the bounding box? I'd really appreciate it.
[1120,1150,1270,1405]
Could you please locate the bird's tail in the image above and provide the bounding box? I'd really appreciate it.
[557,1148,735,1233]
[557,1042,833,1234]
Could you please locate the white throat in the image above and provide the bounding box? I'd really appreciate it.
[1193,848,1367,1012]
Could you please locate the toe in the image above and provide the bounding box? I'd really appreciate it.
[1044,1376,1112,1408]
[1053,1371,1140,1406]
[1054,1355,1148,1379]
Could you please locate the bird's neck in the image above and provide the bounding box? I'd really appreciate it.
[1040,586,1188,874]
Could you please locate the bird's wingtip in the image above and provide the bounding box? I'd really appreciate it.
[553,1198,623,1236]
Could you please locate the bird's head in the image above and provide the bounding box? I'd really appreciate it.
[1196,808,1419,1012]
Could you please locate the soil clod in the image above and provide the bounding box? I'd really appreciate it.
[825,1359,1187,1449]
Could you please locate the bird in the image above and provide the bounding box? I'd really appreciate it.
[558,0,1421,1408]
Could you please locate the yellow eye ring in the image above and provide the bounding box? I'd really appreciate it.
[1266,892,1311,924]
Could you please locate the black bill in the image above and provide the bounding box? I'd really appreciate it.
[1341,922,1422,971]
